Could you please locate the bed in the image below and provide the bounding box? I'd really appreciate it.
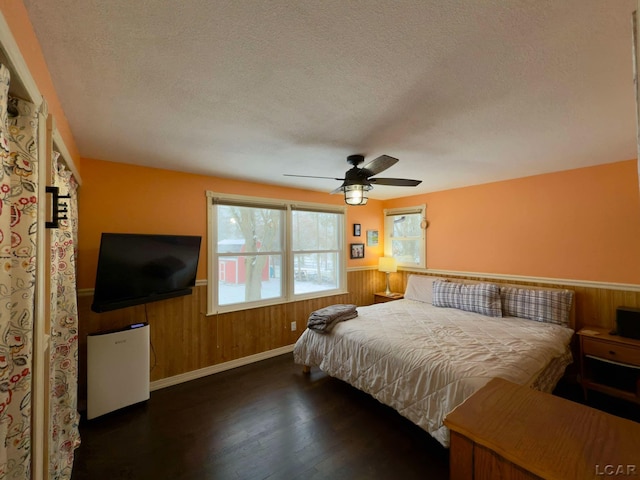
[293,275,575,447]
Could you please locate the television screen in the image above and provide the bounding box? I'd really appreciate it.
[91,233,202,313]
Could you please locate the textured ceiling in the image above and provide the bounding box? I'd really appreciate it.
[23,0,638,199]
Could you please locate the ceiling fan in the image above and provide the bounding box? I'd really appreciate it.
[284,154,422,205]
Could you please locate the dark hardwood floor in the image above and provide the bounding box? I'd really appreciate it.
[73,353,640,480]
[72,353,450,480]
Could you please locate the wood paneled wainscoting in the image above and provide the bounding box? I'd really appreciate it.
[393,271,640,333]
[76,268,640,409]
[76,268,384,409]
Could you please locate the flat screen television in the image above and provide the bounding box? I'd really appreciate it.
[91,233,202,313]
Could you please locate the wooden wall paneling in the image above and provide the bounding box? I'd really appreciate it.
[77,270,640,410]
[193,288,213,370]
[348,269,386,305]
[251,305,280,354]
[394,271,640,332]
[285,301,305,344]
[188,286,209,371]
[255,307,269,355]
[270,304,287,350]
[569,284,640,330]
[611,288,640,317]
[197,287,216,367]
[596,287,613,327]
[572,286,589,327]
[147,300,166,380]
[248,305,272,356]
[148,292,198,380]
[287,302,301,342]
[215,310,238,363]
[288,298,316,342]
[269,304,288,350]
[214,303,284,364]
[239,308,257,358]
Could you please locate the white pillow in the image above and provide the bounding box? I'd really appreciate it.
[403,275,442,303]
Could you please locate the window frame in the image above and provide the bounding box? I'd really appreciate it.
[207,191,347,314]
[383,204,427,268]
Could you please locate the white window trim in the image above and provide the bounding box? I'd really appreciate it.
[206,191,348,314]
[383,204,427,269]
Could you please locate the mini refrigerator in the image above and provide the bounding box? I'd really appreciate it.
[87,323,150,419]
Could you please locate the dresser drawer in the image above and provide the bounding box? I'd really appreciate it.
[582,337,640,366]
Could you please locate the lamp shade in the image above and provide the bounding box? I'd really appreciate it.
[344,184,370,205]
[378,257,397,273]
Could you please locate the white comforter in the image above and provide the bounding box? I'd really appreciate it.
[293,299,574,447]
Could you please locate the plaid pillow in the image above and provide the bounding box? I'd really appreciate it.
[432,281,502,317]
[500,287,573,326]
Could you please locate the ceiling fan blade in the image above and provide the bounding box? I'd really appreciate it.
[369,178,422,187]
[361,155,399,176]
[284,174,344,180]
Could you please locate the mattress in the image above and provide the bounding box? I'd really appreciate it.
[293,298,574,447]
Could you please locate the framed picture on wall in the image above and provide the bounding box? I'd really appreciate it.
[366,230,378,246]
[353,223,361,236]
[350,243,365,259]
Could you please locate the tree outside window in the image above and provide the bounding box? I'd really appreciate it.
[217,204,283,304]
[208,193,346,313]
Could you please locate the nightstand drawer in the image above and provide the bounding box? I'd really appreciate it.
[582,337,640,366]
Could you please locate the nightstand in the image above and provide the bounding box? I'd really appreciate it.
[374,292,403,304]
[577,326,640,404]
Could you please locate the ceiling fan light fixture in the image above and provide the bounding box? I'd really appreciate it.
[283,154,421,203]
[344,184,371,206]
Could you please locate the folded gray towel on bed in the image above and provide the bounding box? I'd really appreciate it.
[307,304,358,333]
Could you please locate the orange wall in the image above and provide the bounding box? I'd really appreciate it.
[77,158,383,289]
[347,201,384,262]
[384,160,640,284]
[0,1,81,167]
[79,158,640,289]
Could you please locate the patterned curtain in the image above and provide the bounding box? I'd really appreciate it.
[48,152,80,479]
[0,63,39,478]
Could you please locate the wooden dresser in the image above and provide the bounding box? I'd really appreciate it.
[444,378,640,480]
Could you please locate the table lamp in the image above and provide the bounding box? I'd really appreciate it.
[378,257,397,296]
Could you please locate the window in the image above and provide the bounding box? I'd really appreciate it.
[214,202,285,307]
[292,208,342,295]
[384,205,426,268]
[207,192,346,313]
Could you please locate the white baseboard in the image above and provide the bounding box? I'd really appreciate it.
[149,344,295,391]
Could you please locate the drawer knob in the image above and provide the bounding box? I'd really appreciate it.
[609,350,616,355]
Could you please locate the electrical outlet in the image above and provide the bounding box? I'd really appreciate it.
[290,321,297,331]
